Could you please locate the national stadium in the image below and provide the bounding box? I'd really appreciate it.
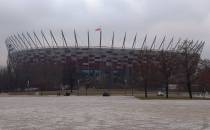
[4,30,204,91]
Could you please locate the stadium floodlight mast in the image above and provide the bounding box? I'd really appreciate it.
[192,41,202,52]
[13,34,26,50]
[188,40,194,48]
[132,33,137,49]
[199,42,205,55]
[10,36,21,50]
[189,40,199,52]
[122,32,126,49]
[26,32,38,49]
[50,30,58,47]
[141,34,147,50]
[8,37,19,51]
[158,36,166,50]
[14,34,24,49]
[184,40,194,52]
[87,30,90,48]
[166,37,174,51]
[194,41,205,55]
[193,41,203,53]
[177,38,188,51]
[61,30,68,47]
[150,35,157,50]
[99,30,102,48]
[74,29,78,48]
[9,37,19,51]
[22,33,33,49]
[40,30,50,48]
[111,32,114,48]
[17,33,29,49]
[172,38,181,51]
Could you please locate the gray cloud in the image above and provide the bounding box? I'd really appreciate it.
[0,0,210,65]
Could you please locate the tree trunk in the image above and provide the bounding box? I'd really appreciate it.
[144,79,148,98]
[77,85,79,96]
[131,87,133,96]
[70,84,73,93]
[184,46,193,99]
[86,88,87,96]
[165,79,169,98]
[187,82,192,99]
[186,66,193,98]
[187,74,192,99]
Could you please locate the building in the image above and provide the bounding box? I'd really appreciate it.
[5,30,204,91]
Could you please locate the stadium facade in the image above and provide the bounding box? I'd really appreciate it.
[5,30,204,91]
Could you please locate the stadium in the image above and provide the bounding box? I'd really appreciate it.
[4,30,204,92]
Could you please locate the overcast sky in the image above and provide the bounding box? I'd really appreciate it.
[0,0,210,65]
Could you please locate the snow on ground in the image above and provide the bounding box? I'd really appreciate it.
[0,96,210,130]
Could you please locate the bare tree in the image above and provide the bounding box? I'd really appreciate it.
[197,59,210,92]
[138,49,150,98]
[181,40,204,98]
[158,51,174,98]
[158,38,178,98]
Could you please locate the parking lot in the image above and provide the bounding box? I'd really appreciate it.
[0,96,209,130]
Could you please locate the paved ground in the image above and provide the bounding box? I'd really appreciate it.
[0,96,209,130]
